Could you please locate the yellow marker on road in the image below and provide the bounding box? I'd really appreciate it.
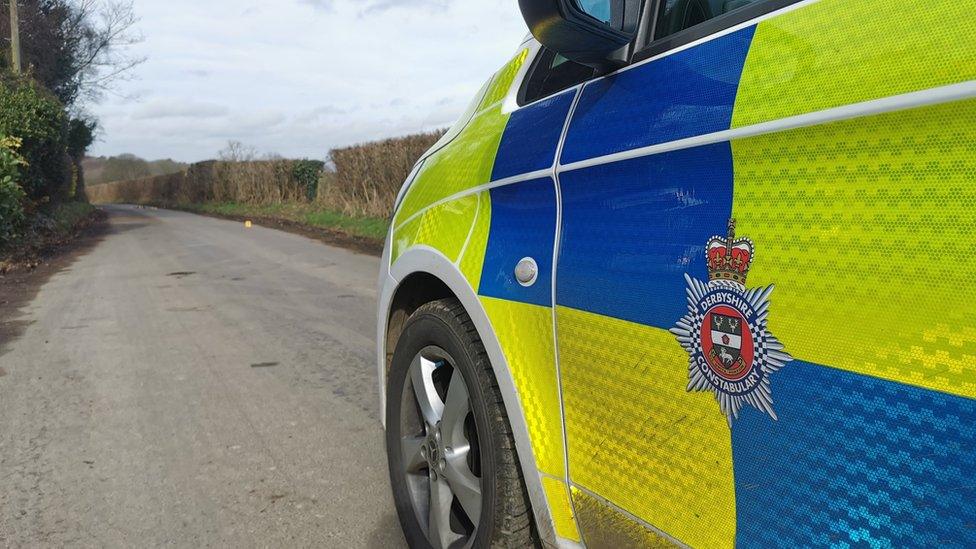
[244,220,252,228]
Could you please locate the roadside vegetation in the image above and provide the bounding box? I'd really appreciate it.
[1,0,141,268]
[83,154,187,185]
[179,202,389,241]
[0,71,97,265]
[87,131,446,243]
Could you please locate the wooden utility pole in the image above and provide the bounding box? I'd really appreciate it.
[8,0,21,73]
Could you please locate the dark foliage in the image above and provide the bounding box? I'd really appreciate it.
[292,159,325,202]
[0,73,70,201]
[1,0,143,107]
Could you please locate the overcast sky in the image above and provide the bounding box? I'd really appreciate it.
[87,1,528,162]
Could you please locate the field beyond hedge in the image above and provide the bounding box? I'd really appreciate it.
[86,130,446,244]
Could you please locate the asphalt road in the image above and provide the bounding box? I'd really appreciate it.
[0,205,405,547]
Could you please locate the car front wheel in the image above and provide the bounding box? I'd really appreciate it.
[386,298,537,549]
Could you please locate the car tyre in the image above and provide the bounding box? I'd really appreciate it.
[386,298,538,549]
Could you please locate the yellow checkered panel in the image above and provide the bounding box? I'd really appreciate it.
[542,476,582,542]
[731,98,976,399]
[457,192,492,292]
[556,307,736,548]
[391,193,479,264]
[733,0,976,127]
[481,297,566,478]
[393,50,528,226]
[480,49,529,110]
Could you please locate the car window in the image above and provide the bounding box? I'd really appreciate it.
[577,0,613,23]
[655,0,764,39]
[633,0,799,61]
[520,48,596,105]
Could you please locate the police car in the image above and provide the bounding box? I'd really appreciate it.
[377,0,976,546]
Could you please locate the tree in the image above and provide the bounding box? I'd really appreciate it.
[218,141,258,162]
[100,152,150,182]
[66,115,96,158]
[2,0,144,109]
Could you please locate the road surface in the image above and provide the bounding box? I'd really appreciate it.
[0,205,405,547]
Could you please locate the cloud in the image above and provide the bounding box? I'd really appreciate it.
[299,0,334,11]
[89,0,527,161]
[359,0,448,15]
[301,0,447,14]
[132,101,230,120]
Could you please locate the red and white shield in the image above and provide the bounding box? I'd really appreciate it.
[700,306,755,382]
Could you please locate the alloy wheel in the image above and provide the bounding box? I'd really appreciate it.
[399,346,483,549]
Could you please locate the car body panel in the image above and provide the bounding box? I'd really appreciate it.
[731,99,976,399]
[381,0,976,546]
[562,29,754,164]
[732,0,976,127]
[557,306,737,547]
[458,191,492,289]
[493,92,577,181]
[393,49,531,228]
[480,178,557,307]
[391,193,479,264]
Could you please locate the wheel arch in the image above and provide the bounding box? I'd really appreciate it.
[379,246,559,547]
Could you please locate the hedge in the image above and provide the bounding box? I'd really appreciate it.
[0,72,71,202]
[0,136,27,244]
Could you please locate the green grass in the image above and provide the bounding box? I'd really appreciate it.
[303,209,388,240]
[175,201,389,241]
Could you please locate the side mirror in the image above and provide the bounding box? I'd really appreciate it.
[518,0,639,67]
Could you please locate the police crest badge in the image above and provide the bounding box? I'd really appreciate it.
[671,219,793,422]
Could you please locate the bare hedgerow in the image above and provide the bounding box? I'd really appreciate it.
[86,130,446,219]
[322,130,446,218]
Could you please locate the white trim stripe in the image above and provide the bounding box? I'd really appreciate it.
[558,80,976,173]
[392,168,552,233]
[395,80,976,231]
[550,85,585,531]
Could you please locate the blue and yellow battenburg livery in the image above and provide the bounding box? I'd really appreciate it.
[383,0,976,546]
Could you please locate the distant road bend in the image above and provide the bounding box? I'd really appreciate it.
[0,205,405,547]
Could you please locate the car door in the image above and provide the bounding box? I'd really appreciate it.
[456,45,596,546]
[554,0,976,547]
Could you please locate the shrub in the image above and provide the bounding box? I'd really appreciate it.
[0,73,70,201]
[292,159,324,202]
[0,136,28,244]
[88,159,316,205]
[66,117,97,202]
[325,130,445,217]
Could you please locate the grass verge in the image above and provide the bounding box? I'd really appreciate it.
[160,201,388,255]
[176,201,388,240]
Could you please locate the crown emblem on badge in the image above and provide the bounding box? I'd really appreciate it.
[706,219,754,285]
[671,218,793,423]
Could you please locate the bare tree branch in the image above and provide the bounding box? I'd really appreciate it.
[4,0,145,107]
